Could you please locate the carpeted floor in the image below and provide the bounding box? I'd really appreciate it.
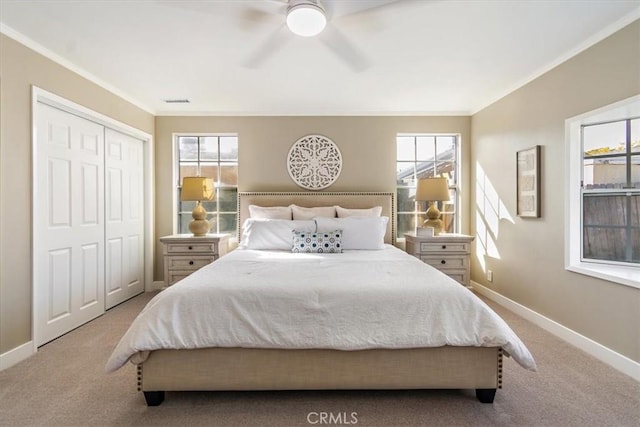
[0,291,638,426]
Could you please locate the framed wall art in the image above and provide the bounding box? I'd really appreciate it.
[287,134,342,190]
[516,145,541,218]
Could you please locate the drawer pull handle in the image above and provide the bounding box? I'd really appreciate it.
[188,246,193,250]
[441,260,446,264]
[442,245,447,249]
[189,261,194,265]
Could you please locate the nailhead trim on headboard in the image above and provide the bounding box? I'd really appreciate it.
[498,348,503,389]
[137,364,143,392]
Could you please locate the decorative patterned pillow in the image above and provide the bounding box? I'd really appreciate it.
[292,230,343,253]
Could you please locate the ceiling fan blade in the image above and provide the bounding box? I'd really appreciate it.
[330,0,421,19]
[242,25,292,69]
[319,25,371,72]
[238,8,282,31]
[155,0,224,16]
[156,1,284,31]
[239,1,287,26]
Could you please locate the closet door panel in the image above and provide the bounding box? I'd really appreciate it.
[80,242,100,307]
[105,129,144,309]
[81,163,100,225]
[47,158,71,227]
[106,237,123,295]
[36,104,105,346]
[48,248,72,321]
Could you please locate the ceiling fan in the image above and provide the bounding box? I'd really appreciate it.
[158,0,416,71]
[240,0,418,71]
[238,0,360,71]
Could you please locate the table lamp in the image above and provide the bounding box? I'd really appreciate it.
[181,177,215,236]
[415,177,450,235]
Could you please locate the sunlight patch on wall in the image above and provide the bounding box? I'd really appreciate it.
[475,162,514,271]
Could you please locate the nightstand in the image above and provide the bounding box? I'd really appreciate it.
[404,233,474,287]
[160,234,229,286]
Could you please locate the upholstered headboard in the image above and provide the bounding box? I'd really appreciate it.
[238,192,395,244]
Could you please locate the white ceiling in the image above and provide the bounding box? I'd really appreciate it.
[1,0,639,116]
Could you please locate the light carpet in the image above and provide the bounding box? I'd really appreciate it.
[0,291,638,426]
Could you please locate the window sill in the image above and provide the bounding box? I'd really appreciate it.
[566,262,639,289]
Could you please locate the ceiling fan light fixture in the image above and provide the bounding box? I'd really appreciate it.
[286,2,326,37]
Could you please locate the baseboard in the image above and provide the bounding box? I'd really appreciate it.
[471,280,640,381]
[0,341,34,371]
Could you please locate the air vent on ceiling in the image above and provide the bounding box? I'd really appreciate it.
[163,99,190,104]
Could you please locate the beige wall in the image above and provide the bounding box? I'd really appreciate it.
[471,21,640,362]
[0,34,154,354]
[154,116,471,279]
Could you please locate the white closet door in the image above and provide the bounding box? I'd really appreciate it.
[35,103,105,346]
[105,128,144,309]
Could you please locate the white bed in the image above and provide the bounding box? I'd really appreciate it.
[107,192,535,406]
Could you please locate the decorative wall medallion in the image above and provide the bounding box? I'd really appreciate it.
[287,134,342,190]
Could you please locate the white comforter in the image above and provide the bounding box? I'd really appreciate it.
[106,245,536,373]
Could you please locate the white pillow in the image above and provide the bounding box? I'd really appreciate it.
[291,205,336,220]
[248,205,292,220]
[239,219,316,250]
[335,205,382,218]
[315,216,389,250]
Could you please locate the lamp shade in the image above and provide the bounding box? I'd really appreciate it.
[181,177,215,201]
[286,2,326,37]
[415,178,450,202]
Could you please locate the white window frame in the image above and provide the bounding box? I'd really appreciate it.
[172,133,238,236]
[396,133,461,240]
[565,95,640,289]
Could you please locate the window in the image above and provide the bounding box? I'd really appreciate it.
[175,134,238,235]
[566,96,640,289]
[582,119,639,264]
[396,134,459,239]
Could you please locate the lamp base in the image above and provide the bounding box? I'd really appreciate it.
[189,202,211,237]
[423,202,444,235]
[188,219,211,237]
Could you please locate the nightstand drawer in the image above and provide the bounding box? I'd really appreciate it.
[166,255,216,271]
[166,272,191,286]
[405,233,474,287]
[420,255,468,269]
[419,242,469,253]
[165,242,218,254]
[443,271,468,285]
[160,234,230,287]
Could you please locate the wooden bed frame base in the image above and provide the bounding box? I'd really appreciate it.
[137,346,503,406]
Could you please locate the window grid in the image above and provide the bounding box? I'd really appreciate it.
[396,134,459,239]
[176,135,238,235]
[581,117,639,264]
